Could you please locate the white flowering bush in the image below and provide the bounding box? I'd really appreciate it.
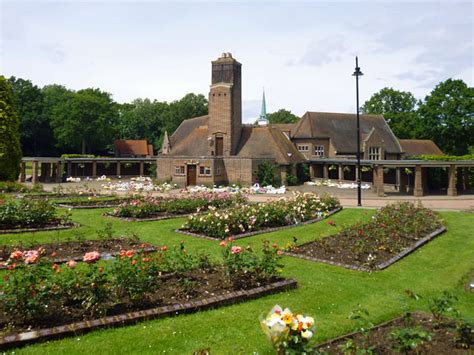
[101,177,178,192]
[260,305,316,353]
[183,193,340,239]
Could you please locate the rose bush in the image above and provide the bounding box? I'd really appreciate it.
[184,193,340,239]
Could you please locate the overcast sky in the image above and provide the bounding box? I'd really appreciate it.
[1,0,473,123]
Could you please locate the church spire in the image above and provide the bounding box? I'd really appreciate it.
[257,88,269,126]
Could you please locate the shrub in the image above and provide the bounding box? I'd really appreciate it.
[0,181,29,193]
[0,199,64,228]
[0,76,22,181]
[257,161,278,186]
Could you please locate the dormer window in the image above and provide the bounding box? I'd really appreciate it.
[297,144,309,152]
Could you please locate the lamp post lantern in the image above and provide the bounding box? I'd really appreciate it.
[352,57,363,206]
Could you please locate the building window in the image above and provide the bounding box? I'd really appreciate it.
[314,145,324,158]
[297,144,309,152]
[175,166,185,175]
[216,166,222,176]
[199,166,212,176]
[368,147,381,160]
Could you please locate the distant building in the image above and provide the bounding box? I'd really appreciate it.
[114,140,154,158]
[157,53,443,186]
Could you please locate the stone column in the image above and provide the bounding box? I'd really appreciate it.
[322,163,329,179]
[139,161,145,176]
[414,165,423,197]
[116,161,121,177]
[338,164,343,182]
[309,164,315,179]
[447,164,457,196]
[395,167,401,191]
[20,161,26,182]
[55,162,62,183]
[373,164,385,196]
[32,161,39,185]
[92,161,97,178]
[280,166,287,185]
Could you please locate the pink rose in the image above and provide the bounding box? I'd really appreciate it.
[83,251,101,263]
[219,241,227,247]
[67,260,77,268]
[231,246,242,254]
[10,250,23,260]
[23,250,39,264]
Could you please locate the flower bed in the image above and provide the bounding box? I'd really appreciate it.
[284,202,445,271]
[186,183,287,195]
[0,199,74,233]
[106,192,246,220]
[0,237,157,268]
[55,197,133,209]
[101,178,178,192]
[0,241,295,348]
[179,193,341,240]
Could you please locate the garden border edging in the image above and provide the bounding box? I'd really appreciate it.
[0,223,79,235]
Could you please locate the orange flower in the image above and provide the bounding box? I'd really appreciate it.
[219,241,227,247]
[131,259,137,266]
[119,249,126,257]
[126,250,134,258]
[161,245,168,251]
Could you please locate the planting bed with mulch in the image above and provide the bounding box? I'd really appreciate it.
[314,312,471,354]
[55,198,133,209]
[284,202,445,271]
[0,240,293,349]
[24,193,106,200]
[0,222,77,235]
[0,237,156,266]
[178,207,342,241]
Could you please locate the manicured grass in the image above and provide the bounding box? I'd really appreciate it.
[2,207,473,354]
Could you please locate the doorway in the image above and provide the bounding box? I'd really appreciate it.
[186,164,197,186]
[215,137,223,156]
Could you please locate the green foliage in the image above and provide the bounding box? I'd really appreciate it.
[410,154,474,161]
[0,199,58,227]
[390,327,432,353]
[257,161,278,186]
[418,79,474,155]
[266,109,299,124]
[454,319,474,349]
[428,291,459,323]
[0,181,30,193]
[60,154,95,159]
[361,87,419,139]
[50,88,119,154]
[8,77,56,156]
[0,76,22,181]
[296,163,310,183]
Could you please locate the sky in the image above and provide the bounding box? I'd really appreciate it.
[1,0,473,123]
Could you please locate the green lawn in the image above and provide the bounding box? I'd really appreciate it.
[3,207,473,354]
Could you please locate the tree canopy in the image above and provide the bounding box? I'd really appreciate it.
[267,109,300,124]
[0,76,22,181]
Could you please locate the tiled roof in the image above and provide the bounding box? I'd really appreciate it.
[399,139,444,156]
[291,112,403,154]
[170,115,209,148]
[114,140,150,156]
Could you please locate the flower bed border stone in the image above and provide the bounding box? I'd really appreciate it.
[176,207,342,241]
[56,199,131,209]
[282,226,446,271]
[0,278,297,350]
[0,222,79,235]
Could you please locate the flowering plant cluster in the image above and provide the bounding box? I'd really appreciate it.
[0,199,71,229]
[220,239,283,280]
[102,177,178,192]
[185,183,286,195]
[184,193,340,239]
[110,192,246,218]
[260,305,316,353]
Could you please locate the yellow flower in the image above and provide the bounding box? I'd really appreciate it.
[301,330,313,339]
[281,313,293,325]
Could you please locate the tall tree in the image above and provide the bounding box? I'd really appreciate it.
[266,109,300,124]
[50,88,119,154]
[361,87,419,138]
[8,77,57,156]
[417,79,474,155]
[0,76,22,181]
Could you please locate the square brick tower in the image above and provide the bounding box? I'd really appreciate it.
[208,52,242,156]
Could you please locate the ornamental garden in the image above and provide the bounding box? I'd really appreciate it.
[0,184,472,353]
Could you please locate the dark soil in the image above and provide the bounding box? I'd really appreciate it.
[56,198,131,208]
[0,221,75,233]
[0,267,284,335]
[315,312,471,354]
[0,237,156,264]
[105,211,195,221]
[25,193,103,199]
[288,227,444,270]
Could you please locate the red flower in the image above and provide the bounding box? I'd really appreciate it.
[7,263,17,270]
[119,249,126,258]
[272,243,278,249]
[126,250,134,258]
[357,230,362,236]
[52,263,59,270]
[228,237,234,242]
[140,243,146,248]
[328,220,335,226]
[161,245,168,251]
[98,267,104,273]
[131,259,137,266]
[219,241,227,247]
[51,251,58,257]
[277,250,282,256]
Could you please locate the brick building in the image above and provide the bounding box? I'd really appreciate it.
[157,53,443,186]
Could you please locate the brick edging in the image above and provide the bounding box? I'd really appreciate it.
[176,207,343,241]
[282,226,447,272]
[0,223,79,235]
[0,278,297,350]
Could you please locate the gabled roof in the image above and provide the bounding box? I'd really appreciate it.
[169,125,209,156]
[291,112,403,154]
[236,126,306,165]
[399,139,444,156]
[169,115,209,147]
[114,140,150,156]
[270,123,296,132]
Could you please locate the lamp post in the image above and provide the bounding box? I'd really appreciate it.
[353,56,363,206]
